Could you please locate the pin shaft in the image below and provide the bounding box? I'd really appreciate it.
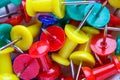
[70,60,75,79]
[0,37,22,51]
[62,1,95,5]
[0,11,18,19]
[99,27,120,31]
[76,61,82,80]
[77,5,94,30]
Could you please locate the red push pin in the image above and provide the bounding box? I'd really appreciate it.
[82,56,120,80]
[13,54,40,80]
[20,0,31,23]
[108,14,120,27]
[29,41,61,80]
[0,0,31,25]
[40,26,66,52]
[90,25,116,64]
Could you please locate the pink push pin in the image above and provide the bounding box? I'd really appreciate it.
[13,54,40,80]
[29,41,61,80]
[82,56,120,80]
[40,26,66,52]
[90,25,116,64]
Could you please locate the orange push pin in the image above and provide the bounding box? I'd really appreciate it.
[52,5,94,66]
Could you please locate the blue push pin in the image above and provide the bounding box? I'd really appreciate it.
[66,0,95,21]
[0,0,22,8]
[38,15,57,36]
[115,35,120,55]
[84,1,110,28]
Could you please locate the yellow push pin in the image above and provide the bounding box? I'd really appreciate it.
[69,26,99,80]
[52,5,94,66]
[0,47,19,80]
[26,0,95,18]
[70,51,95,80]
[0,20,42,51]
[108,0,120,8]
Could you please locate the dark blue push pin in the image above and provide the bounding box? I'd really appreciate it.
[38,15,57,36]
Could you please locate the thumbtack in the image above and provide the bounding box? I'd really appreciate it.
[29,41,61,80]
[90,25,116,56]
[84,1,110,28]
[13,54,40,80]
[108,0,120,8]
[1,21,42,51]
[0,24,23,53]
[82,56,120,80]
[52,5,94,66]
[38,15,57,36]
[40,26,65,52]
[26,0,95,18]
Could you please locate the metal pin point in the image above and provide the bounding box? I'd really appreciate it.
[99,27,120,31]
[94,52,103,65]
[102,25,108,46]
[0,37,22,51]
[70,60,75,79]
[62,1,95,5]
[76,61,82,80]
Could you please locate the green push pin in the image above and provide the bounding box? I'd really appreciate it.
[0,24,23,53]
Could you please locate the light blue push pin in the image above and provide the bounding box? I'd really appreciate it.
[0,0,22,8]
[66,0,95,21]
[84,2,110,28]
[115,35,120,55]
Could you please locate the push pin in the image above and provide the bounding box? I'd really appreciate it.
[0,0,21,8]
[84,1,110,28]
[108,14,120,27]
[81,26,103,65]
[13,54,40,80]
[26,0,95,18]
[0,47,19,80]
[70,51,95,80]
[90,25,116,64]
[29,41,61,80]
[82,56,120,80]
[40,26,66,52]
[108,0,120,8]
[0,20,42,51]
[38,15,57,36]
[0,7,23,25]
[0,0,31,25]
[0,24,23,53]
[66,0,94,21]
[52,5,94,66]
[70,26,99,80]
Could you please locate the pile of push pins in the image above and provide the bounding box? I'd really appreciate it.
[0,0,120,80]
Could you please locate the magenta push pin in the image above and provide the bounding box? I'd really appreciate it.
[13,54,40,80]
